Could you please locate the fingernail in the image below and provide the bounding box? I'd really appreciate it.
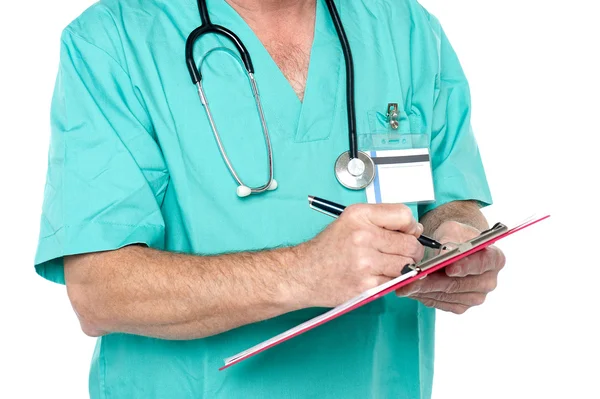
[417,223,424,235]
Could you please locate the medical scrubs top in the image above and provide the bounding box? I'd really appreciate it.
[35,0,492,397]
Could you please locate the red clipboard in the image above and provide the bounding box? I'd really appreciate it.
[220,215,549,370]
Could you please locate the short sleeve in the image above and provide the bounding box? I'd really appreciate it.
[35,29,169,284]
[418,19,493,217]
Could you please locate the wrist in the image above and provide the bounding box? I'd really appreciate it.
[274,244,316,311]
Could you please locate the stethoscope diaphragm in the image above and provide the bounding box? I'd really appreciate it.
[334,151,375,190]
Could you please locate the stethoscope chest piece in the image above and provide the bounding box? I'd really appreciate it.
[334,151,375,190]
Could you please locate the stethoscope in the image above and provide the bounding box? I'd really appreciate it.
[185,0,376,197]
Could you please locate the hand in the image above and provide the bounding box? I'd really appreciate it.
[395,221,506,314]
[296,204,425,308]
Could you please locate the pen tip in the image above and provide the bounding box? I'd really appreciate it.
[307,195,314,203]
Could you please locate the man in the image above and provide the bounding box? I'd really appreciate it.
[35,0,505,397]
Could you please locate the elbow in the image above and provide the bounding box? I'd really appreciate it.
[64,255,111,337]
[81,325,106,338]
[66,281,108,337]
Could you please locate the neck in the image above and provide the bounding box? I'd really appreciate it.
[226,0,315,24]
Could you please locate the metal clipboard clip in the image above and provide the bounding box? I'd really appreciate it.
[401,223,509,276]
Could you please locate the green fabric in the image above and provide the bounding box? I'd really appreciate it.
[35,0,492,397]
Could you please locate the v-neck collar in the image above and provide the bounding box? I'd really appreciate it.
[205,0,343,142]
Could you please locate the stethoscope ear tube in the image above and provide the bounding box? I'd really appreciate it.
[186,0,273,197]
[186,26,255,84]
[197,0,211,25]
[325,0,358,160]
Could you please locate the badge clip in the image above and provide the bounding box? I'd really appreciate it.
[386,103,399,130]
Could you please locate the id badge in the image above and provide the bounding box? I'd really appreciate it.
[365,148,435,205]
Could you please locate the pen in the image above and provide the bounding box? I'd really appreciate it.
[308,195,444,250]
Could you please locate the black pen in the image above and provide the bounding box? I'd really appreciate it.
[308,195,444,250]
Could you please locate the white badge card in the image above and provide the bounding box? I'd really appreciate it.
[365,148,435,204]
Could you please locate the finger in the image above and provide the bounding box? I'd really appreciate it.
[376,254,418,278]
[347,203,420,236]
[360,275,393,292]
[417,298,470,315]
[396,271,499,295]
[445,247,506,277]
[412,292,487,307]
[373,228,424,262]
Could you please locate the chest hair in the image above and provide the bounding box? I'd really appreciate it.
[263,39,312,101]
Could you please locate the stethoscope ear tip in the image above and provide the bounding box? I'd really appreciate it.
[236,186,252,197]
[267,179,278,191]
[236,180,277,197]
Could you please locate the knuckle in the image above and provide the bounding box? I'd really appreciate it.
[496,249,507,270]
[421,299,436,308]
[409,236,425,260]
[390,204,413,227]
[396,203,411,217]
[397,236,423,263]
[448,278,462,293]
[454,306,468,315]
[430,292,446,302]
[477,259,489,274]
[350,230,372,247]
[400,208,416,228]
[345,203,368,219]
[406,279,423,294]
[361,277,380,291]
[355,253,373,271]
[472,293,487,306]
[484,277,498,293]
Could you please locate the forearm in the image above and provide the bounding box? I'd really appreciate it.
[420,200,489,235]
[64,245,306,340]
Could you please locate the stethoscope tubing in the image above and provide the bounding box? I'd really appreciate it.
[324,0,358,160]
[185,0,369,194]
[186,25,254,84]
[187,0,358,158]
[186,0,275,195]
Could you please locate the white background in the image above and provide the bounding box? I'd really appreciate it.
[0,0,598,398]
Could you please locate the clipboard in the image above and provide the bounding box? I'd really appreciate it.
[220,214,549,370]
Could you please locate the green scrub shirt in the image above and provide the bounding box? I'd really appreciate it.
[35,0,492,397]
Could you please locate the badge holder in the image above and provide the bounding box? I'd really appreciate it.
[359,131,435,205]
